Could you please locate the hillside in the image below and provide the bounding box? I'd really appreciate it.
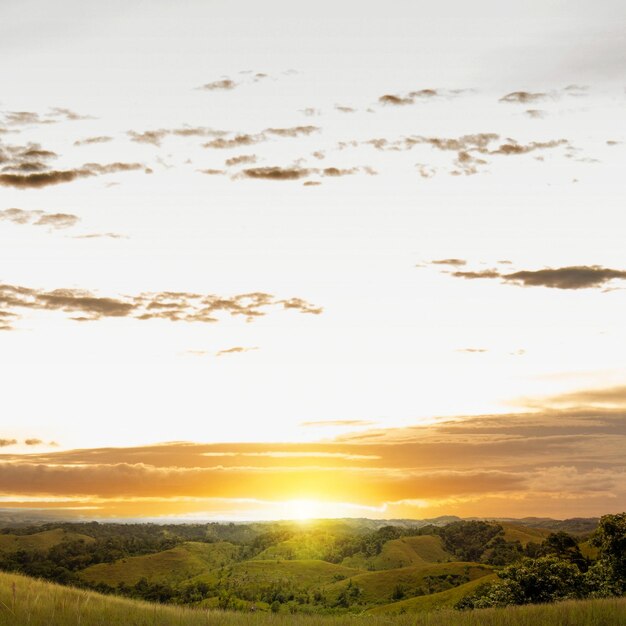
[368,574,499,613]
[325,562,493,604]
[80,541,239,586]
[1,570,625,626]
[0,528,95,553]
[342,535,452,570]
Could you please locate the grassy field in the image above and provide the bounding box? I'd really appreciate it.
[0,529,95,553]
[342,536,452,570]
[499,523,552,546]
[325,562,493,604]
[1,571,626,626]
[80,541,239,586]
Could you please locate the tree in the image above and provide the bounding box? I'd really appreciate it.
[591,512,626,591]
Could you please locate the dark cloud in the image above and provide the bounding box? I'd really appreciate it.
[200,79,237,91]
[431,259,467,266]
[240,166,311,180]
[379,94,413,105]
[448,265,626,290]
[0,283,322,329]
[74,136,113,146]
[0,162,144,189]
[0,169,92,188]
[24,439,43,446]
[224,155,257,166]
[504,266,626,289]
[0,439,17,447]
[322,167,358,177]
[500,91,548,103]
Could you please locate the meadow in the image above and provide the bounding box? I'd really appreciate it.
[1,570,626,626]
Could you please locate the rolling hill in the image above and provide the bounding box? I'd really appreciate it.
[0,528,95,553]
[80,541,239,586]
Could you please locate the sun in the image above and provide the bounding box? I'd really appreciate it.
[283,499,324,521]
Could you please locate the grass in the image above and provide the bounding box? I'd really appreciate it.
[80,541,239,586]
[342,536,452,571]
[499,523,552,546]
[0,529,94,553]
[1,571,625,626]
[325,562,493,604]
[367,575,499,613]
[192,559,362,590]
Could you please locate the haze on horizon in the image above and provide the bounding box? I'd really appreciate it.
[1,0,625,521]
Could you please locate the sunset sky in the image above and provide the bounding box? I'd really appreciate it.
[1,0,625,521]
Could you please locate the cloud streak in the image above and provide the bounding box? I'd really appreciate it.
[0,283,322,329]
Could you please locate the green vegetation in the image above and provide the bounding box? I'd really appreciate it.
[1,570,625,626]
[0,513,625,618]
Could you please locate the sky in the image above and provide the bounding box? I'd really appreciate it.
[1,0,625,521]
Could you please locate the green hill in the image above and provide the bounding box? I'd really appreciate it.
[0,528,95,553]
[325,562,493,604]
[368,574,499,613]
[80,541,239,586]
[499,523,551,546]
[253,532,339,561]
[2,570,625,626]
[193,558,361,591]
[342,535,452,570]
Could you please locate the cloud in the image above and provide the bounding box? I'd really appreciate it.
[457,348,488,353]
[451,269,502,280]
[503,266,626,289]
[128,127,225,147]
[0,162,144,189]
[526,109,547,119]
[3,111,55,126]
[335,105,356,113]
[200,79,237,91]
[198,168,225,175]
[215,346,259,357]
[379,94,413,105]
[74,136,113,146]
[24,439,43,446]
[203,134,265,149]
[265,126,320,138]
[537,385,626,408]
[0,283,322,329]
[490,139,567,155]
[431,259,467,266]
[240,166,311,180]
[0,439,17,447]
[33,213,80,229]
[300,420,376,428]
[224,155,257,166]
[500,91,548,103]
[73,232,126,240]
[448,265,626,289]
